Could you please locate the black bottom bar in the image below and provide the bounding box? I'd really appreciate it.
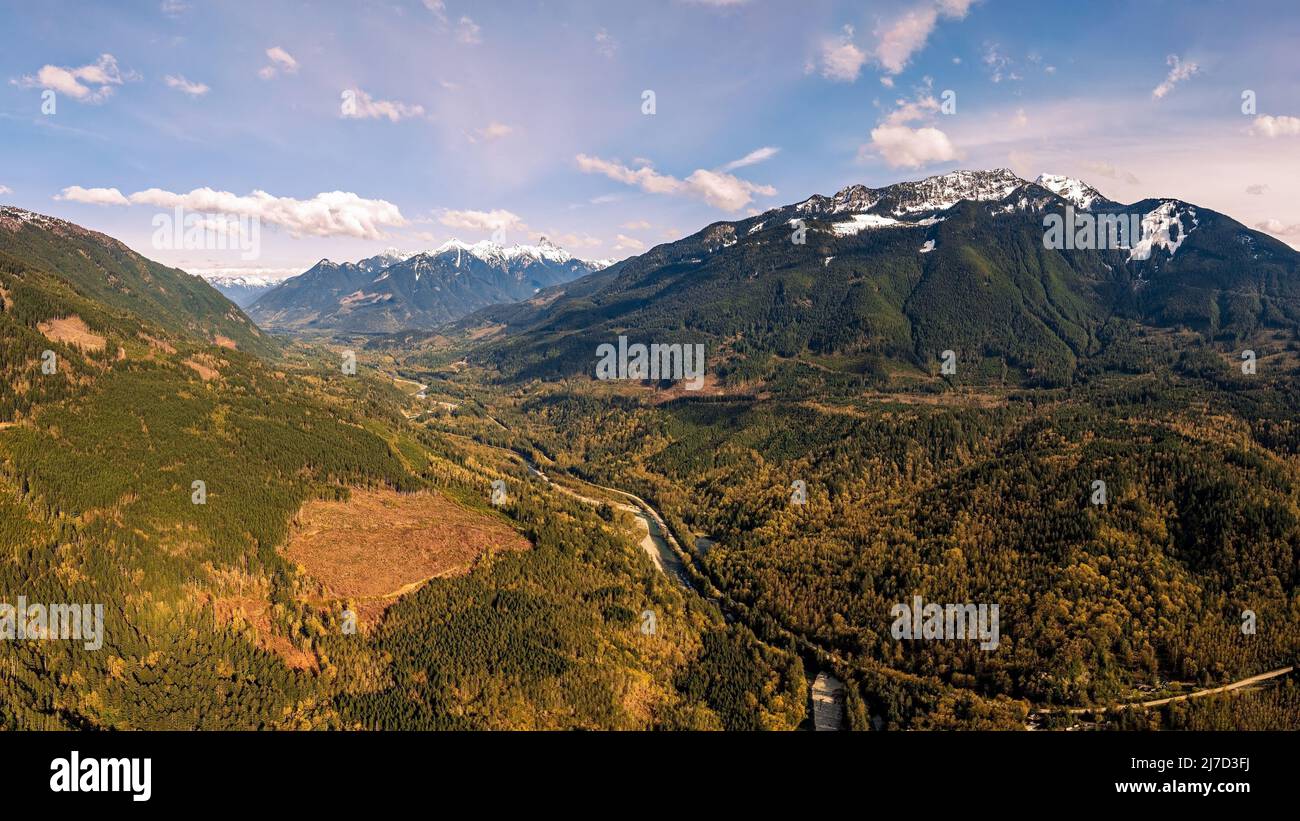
[8,730,1289,810]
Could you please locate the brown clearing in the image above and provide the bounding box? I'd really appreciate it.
[138,333,177,354]
[283,488,529,620]
[466,323,506,341]
[184,356,221,381]
[37,315,106,351]
[197,588,317,670]
[213,335,237,349]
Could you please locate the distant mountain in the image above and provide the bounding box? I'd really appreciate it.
[248,238,609,333]
[446,169,1300,387]
[202,273,286,307]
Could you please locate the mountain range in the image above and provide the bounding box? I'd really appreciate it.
[412,169,1300,388]
[4,170,1300,732]
[201,273,285,308]
[246,238,612,334]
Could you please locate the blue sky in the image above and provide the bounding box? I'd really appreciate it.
[2,0,1299,278]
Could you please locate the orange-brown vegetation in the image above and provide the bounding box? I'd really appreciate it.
[283,488,529,621]
[37,315,106,351]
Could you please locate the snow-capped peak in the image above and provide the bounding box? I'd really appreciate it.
[1035,173,1105,210]
[880,168,1027,215]
[797,169,1030,219]
[201,273,281,287]
[373,246,418,263]
[431,236,574,266]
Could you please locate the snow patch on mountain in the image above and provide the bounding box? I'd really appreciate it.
[832,214,905,235]
[1129,201,1198,261]
[200,273,284,288]
[1035,174,1104,210]
[882,169,1025,215]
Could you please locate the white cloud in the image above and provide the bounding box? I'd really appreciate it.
[613,234,645,252]
[1246,184,1269,195]
[1255,219,1300,237]
[1152,54,1198,99]
[1010,108,1028,128]
[982,42,1019,83]
[55,186,130,205]
[68,186,406,238]
[722,146,780,170]
[621,220,652,230]
[16,54,135,103]
[936,0,976,14]
[819,25,867,82]
[438,208,525,233]
[577,155,684,194]
[575,154,775,211]
[422,0,447,23]
[867,124,958,168]
[542,231,603,249]
[164,74,209,96]
[160,1,188,17]
[342,88,425,122]
[259,46,298,79]
[862,88,958,168]
[469,121,513,142]
[1081,160,1140,185]
[681,169,777,211]
[595,29,618,58]
[883,92,941,126]
[1249,115,1300,138]
[875,9,938,75]
[457,17,482,45]
[873,1,975,76]
[0,185,12,196]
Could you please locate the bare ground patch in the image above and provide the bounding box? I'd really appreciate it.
[38,315,105,351]
[138,333,177,354]
[283,488,530,621]
[466,323,506,341]
[184,355,221,381]
[191,573,318,671]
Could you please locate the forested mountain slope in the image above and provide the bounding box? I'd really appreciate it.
[0,209,795,730]
[370,171,1300,729]
[433,170,1300,389]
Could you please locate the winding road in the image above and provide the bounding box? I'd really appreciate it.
[1047,665,1296,717]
